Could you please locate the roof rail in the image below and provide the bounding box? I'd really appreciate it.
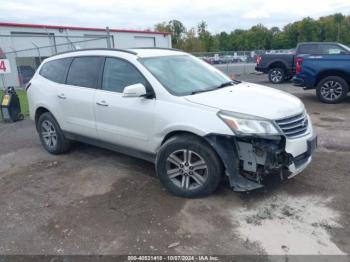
[131,47,182,52]
[54,48,138,57]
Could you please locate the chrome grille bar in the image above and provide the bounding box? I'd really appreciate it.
[275,112,309,138]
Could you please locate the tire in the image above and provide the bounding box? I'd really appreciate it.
[37,112,71,154]
[156,135,223,198]
[268,67,285,84]
[316,76,349,104]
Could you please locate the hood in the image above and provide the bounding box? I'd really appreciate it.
[184,82,304,120]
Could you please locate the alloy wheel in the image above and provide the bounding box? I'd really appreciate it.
[41,120,57,150]
[166,149,208,190]
[320,80,343,101]
[270,69,283,83]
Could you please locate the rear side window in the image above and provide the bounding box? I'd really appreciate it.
[102,57,148,93]
[298,44,317,55]
[39,58,72,83]
[66,56,102,88]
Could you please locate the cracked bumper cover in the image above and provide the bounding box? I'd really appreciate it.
[205,132,317,192]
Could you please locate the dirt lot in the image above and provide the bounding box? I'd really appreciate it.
[0,75,350,256]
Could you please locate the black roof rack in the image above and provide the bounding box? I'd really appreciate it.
[54,48,138,57]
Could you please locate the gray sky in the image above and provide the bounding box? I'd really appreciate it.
[1,0,350,33]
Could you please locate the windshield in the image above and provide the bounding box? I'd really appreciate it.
[339,43,350,52]
[140,55,231,96]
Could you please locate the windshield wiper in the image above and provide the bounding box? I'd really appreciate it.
[217,80,242,88]
[191,89,216,95]
[216,81,235,89]
[191,80,241,95]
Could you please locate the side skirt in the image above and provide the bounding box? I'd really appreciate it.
[64,131,156,163]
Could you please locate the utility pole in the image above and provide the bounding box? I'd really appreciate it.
[32,42,42,66]
[106,27,112,49]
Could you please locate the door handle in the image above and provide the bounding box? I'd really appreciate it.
[57,93,66,99]
[96,100,109,107]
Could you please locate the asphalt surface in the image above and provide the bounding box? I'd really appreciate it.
[0,74,350,256]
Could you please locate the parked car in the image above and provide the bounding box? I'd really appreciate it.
[255,42,350,84]
[27,48,317,198]
[293,46,350,103]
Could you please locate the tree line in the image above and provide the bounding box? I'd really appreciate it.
[154,13,350,52]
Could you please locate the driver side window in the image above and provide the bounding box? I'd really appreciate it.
[102,57,148,93]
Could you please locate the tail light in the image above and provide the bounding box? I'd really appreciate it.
[256,55,262,64]
[295,57,303,74]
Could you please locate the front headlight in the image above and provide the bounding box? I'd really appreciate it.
[218,111,280,135]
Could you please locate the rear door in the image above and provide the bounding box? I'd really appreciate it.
[94,57,156,151]
[57,56,103,138]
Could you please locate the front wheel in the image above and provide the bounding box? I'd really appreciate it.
[268,67,285,84]
[156,135,223,198]
[316,76,349,104]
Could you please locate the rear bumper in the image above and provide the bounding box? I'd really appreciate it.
[292,76,305,86]
[255,66,267,73]
[292,76,315,90]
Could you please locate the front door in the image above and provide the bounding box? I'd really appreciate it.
[94,57,156,151]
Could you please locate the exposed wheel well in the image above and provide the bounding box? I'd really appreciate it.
[35,107,50,127]
[268,62,287,72]
[315,70,350,87]
[160,131,225,171]
[161,131,202,145]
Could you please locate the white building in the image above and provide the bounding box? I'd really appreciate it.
[0,22,172,87]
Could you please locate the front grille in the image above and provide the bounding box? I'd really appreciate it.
[275,112,309,138]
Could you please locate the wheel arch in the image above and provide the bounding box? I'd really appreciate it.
[159,130,225,167]
[161,130,205,146]
[268,61,288,71]
[35,106,51,127]
[315,70,350,87]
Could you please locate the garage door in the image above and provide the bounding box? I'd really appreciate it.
[134,36,155,47]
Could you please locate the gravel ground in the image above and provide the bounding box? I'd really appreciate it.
[0,74,349,257]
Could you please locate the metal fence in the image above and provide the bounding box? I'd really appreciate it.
[0,33,112,89]
[0,32,292,89]
[192,49,292,77]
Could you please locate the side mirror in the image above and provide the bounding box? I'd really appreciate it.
[122,83,147,98]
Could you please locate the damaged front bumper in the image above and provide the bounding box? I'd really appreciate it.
[205,132,317,192]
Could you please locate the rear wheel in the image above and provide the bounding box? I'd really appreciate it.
[268,67,285,84]
[316,76,349,104]
[156,135,223,198]
[37,112,71,154]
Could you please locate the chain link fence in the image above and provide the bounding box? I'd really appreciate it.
[0,34,112,89]
[192,49,293,78]
[0,32,293,90]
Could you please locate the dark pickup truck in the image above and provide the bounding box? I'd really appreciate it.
[255,42,350,84]
[293,45,350,103]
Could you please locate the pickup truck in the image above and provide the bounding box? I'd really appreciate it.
[293,48,350,103]
[255,42,350,84]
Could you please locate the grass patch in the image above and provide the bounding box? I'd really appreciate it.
[0,89,29,120]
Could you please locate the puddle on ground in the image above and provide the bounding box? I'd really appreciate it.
[232,194,344,255]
